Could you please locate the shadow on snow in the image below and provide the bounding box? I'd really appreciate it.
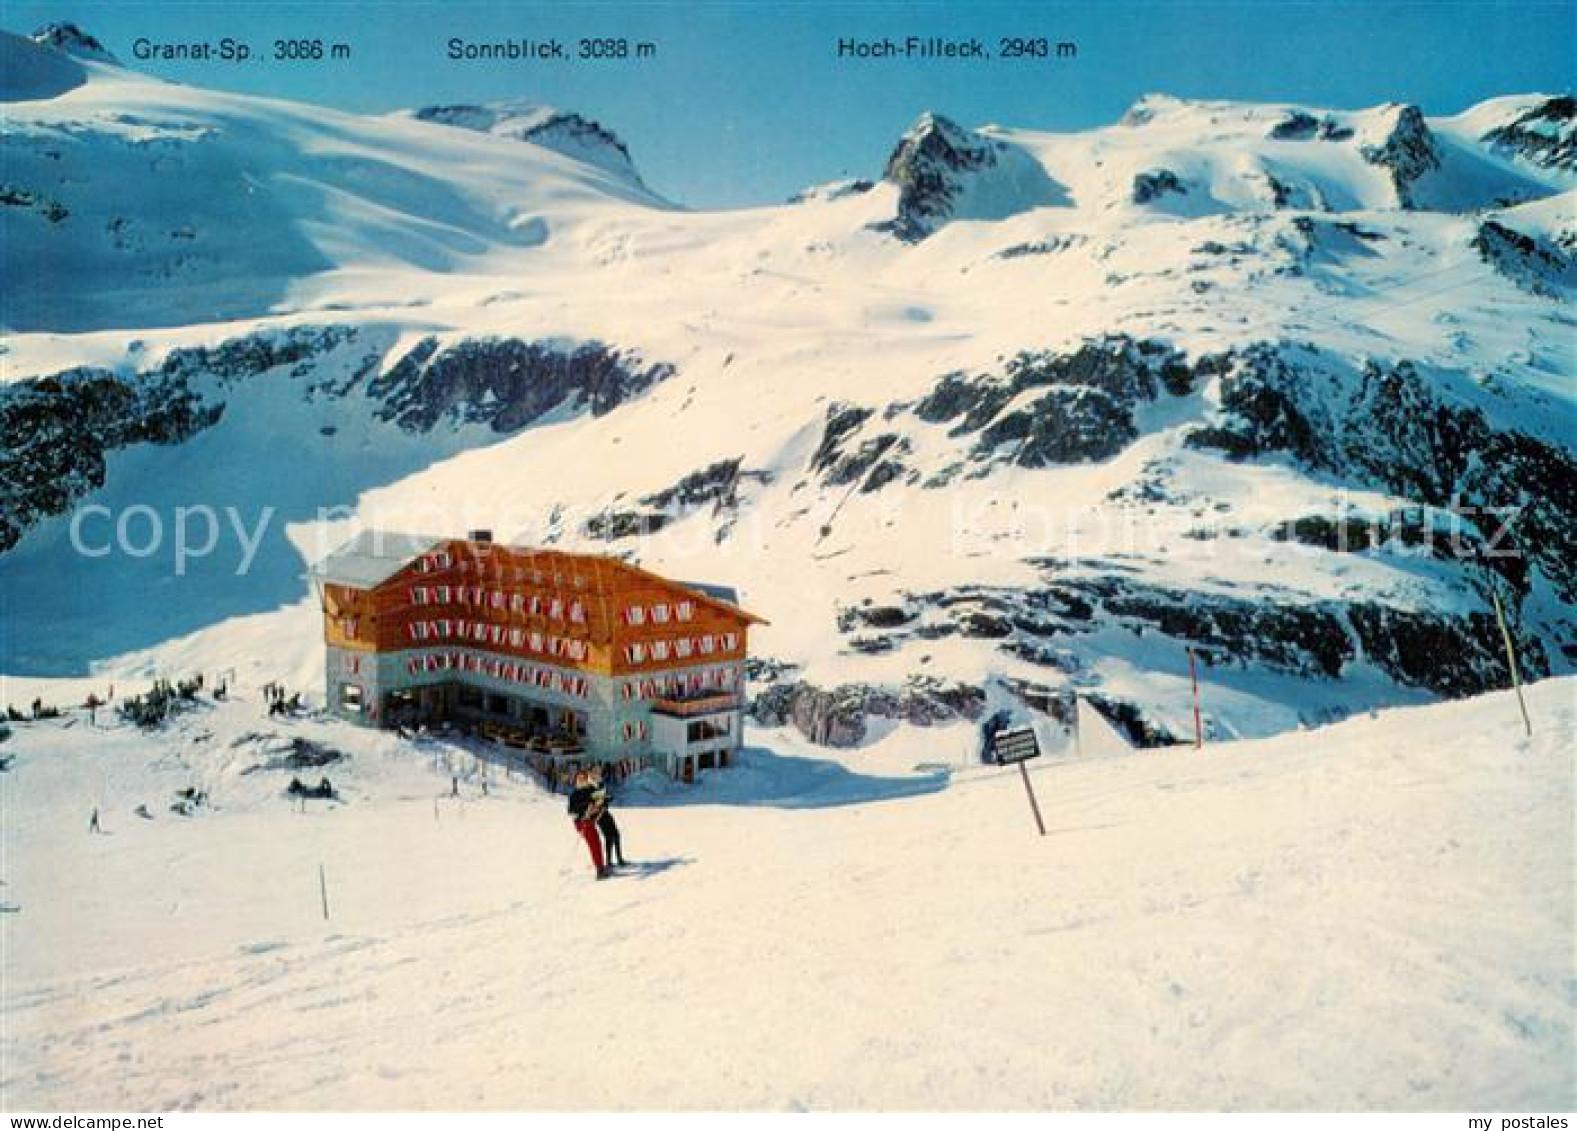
[615,743,950,811]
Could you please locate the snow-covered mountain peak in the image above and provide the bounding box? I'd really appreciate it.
[876,110,1067,240]
[1351,102,1442,207]
[1118,92,1197,127]
[29,21,118,65]
[3,69,1575,751]
[1468,94,1577,172]
[400,100,646,190]
[1,29,87,101]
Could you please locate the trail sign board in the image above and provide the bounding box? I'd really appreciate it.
[991,726,1046,836]
[992,726,1042,765]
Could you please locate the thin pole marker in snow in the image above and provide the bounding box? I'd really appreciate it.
[1489,585,1533,738]
[1188,648,1204,750]
[319,863,330,920]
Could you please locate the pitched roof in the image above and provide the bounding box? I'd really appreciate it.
[311,531,767,627]
[309,530,444,589]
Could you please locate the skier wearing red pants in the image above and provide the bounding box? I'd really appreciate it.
[567,770,608,880]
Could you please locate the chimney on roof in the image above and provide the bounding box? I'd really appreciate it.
[468,529,493,544]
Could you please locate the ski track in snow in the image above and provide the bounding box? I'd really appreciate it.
[1,680,1571,1110]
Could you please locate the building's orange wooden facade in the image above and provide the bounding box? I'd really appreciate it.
[321,537,763,678]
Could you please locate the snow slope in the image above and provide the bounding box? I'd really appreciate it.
[1,678,1571,1110]
[0,30,661,332]
[3,25,1575,748]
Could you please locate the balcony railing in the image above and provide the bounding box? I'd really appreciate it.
[649,692,739,718]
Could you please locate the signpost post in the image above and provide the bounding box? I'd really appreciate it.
[992,726,1046,836]
[1188,648,1204,750]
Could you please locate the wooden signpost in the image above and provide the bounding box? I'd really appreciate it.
[992,726,1046,836]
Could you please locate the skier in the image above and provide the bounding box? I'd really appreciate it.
[567,770,608,880]
[591,766,627,868]
[88,808,100,834]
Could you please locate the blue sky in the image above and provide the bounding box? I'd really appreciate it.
[8,1,1574,207]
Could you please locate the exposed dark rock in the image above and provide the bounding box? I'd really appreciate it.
[644,458,763,511]
[1267,111,1353,142]
[157,325,363,389]
[858,604,915,629]
[808,403,915,491]
[810,403,872,470]
[1000,679,1077,725]
[30,21,120,64]
[1184,344,1577,603]
[1269,111,1321,141]
[978,386,1139,466]
[994,235,1084,260]
[957,609,1014,638]
[912,336,1195,471]
[1131,169,1187,204]
[1084,695,1180,748]
[584,510,671,540]
[848,634,898,654]
[585,458,770,541]
[2,327,675,554]
[749,675,986,746]
[409,103,644,187]
[1348,604,1547,697]
[744,656,799,685]
[874,112,996,242]
[1481,96,1577,172]
[1270,507,1521,586]
[1056,575,1355,679]
[0,185,69,223]
[1002,638,1083,670]
[1472,218,1575,296]
[788,179,874,204]
[0,369,222,552]
[1360,105,1441,208]
[369,337,672,432]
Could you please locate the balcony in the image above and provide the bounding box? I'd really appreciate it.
[649,692,739,718]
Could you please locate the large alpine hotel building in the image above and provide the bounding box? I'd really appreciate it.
[311,530,764,780]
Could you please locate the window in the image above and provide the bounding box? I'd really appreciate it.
[676,601,694,621]
[339,684,363,712]
[687,717,731,744]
